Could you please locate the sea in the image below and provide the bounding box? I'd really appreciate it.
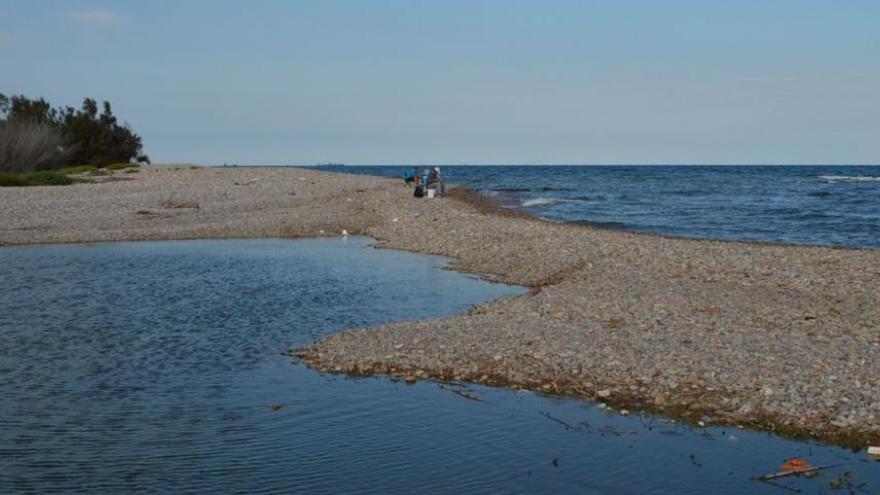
[314,165,880,249]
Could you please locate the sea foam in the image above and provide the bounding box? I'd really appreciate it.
[521,197,561,207]
[818,175,880,182]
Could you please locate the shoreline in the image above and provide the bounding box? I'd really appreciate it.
[2,165,879,449]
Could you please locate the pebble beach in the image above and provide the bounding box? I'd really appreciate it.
[2,165,878,448]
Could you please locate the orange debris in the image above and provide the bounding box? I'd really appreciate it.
[780,459,813,473]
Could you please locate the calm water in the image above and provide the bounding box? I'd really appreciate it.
[315,165,880,249]
[1,238,878,494]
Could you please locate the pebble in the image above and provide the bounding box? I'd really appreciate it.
[7,165,880,446]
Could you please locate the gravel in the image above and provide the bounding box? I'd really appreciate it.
[3,165,878,447]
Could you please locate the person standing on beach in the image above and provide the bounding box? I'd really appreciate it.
[428,167,443,196]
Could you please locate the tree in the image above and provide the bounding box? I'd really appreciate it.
[0,93,148,167]
[1,94,57,124]
[59,98,145,166]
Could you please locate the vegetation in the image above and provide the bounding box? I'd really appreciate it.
[0,93,149,175]
[0,170,73,187]
[0,172,27,187]
[58,164,98,174]
[0,120,69,173]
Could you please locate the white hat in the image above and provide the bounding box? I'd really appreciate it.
[434,167,440,172]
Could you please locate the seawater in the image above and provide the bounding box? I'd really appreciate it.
[316,165,880,249]
[1,238,878,494]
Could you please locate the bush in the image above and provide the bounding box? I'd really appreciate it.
[0,170,73,187]
[59,164,97,174]
[106,162,136,170]
[0,173,28,186]
[21,171,73,185]
[0,120,69,173]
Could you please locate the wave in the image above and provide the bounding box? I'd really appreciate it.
[818,175,880,182]
[670,189,704,196]
[521,195,605,207]
[536,186,575,192]
[490,186,574,193]
[521,197,561,207]
[573,195,606,202]
[490,187,531,192]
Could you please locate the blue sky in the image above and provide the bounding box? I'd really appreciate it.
[1,0,878,165]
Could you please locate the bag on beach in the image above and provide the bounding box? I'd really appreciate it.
[414,185,425,198]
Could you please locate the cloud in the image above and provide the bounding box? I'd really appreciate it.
[71,10,123,26]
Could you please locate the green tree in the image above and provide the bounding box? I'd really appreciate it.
[1,93,58,124]
[0,93,148,167]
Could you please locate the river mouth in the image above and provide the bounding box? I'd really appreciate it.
[0,238,877,494]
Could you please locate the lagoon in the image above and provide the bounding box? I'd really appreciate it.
[0,238,877,494]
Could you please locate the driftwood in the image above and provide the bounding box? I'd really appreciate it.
[755,464,837,481]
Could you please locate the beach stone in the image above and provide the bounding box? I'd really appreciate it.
[3,165,879,447]
[597,389,611,399]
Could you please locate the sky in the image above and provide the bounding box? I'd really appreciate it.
[1,0,878,165]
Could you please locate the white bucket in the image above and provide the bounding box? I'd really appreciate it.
[426,188,437,198]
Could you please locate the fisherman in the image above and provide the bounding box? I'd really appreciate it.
[427,166,443,196]
[403,168,417,187]
[413,168,426,197]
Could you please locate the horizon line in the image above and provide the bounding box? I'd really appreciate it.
[188,163,880,167]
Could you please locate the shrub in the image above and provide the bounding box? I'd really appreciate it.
[58,99,144,167]
[0,120,69,173]
[59,164,97,174]
[0,173,28,187]
[106,162,135,170]
[0,171,73,187]
[21,171,73,186]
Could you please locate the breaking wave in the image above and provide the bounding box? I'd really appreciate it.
[521,197,562,207]
[818,175,880,183]
[520,195,607,207]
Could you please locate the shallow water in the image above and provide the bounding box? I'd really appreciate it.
[316,165,880,249]
[0,238,877,494]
